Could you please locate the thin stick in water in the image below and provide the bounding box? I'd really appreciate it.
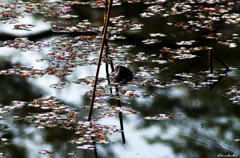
[88,0,113,121]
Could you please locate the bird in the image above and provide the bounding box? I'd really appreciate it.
[113,66,133,84]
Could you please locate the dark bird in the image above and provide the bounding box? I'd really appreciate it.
[113,66,133,84]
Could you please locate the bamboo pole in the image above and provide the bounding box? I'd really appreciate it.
[92,136,98,158]
[105,44,113,94]
[119,112,125,144]
[102,0,108,34]
[88,0,125,143]
[208,50,213,73]
[208,50,213,91]
[88,0,113,121]
[104,37,125,144]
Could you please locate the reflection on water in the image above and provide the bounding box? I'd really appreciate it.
[0,0,240,158]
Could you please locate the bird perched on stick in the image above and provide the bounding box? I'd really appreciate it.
[113,66,133,84]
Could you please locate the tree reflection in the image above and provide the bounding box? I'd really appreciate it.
[0,60,42,158]
[132,83,240,156]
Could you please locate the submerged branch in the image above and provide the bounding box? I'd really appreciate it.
[210,51,230,71]
[208,50,230,91]
[209,69,229,91]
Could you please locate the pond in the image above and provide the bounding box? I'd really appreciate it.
[0,0,240,158]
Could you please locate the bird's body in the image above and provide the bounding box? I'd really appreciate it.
[114,66,133,83]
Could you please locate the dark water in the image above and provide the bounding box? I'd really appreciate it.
[0,0,240,158]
